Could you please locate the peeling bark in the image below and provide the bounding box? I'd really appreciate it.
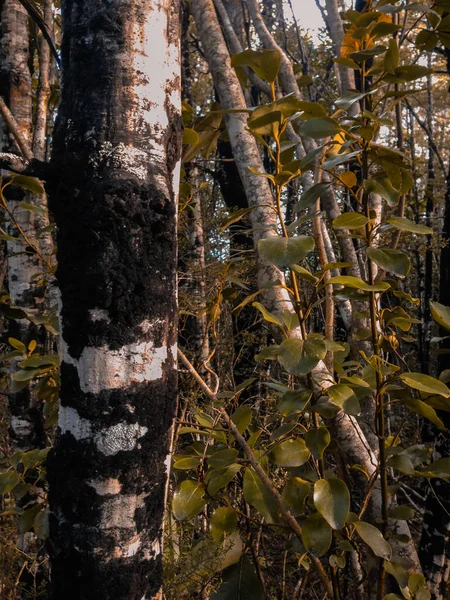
[46,2,182,598]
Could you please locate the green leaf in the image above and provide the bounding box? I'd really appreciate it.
[298,117,344,139]
[252,302,284,328]
[183,127,199,145]
[387,217,432,235]
[430,301,450,332]
[19,504,42,535]
[255,345,280,361]
[220,207,255,231]
[258,236,314,268]
[278,337,327,376]
[211,556,265,600]
[314,478,350,530]
[209,449,239,469]
[281,477,311,516]
[329,275,390,292]
[17,202,47,217]
[384,38,399,73]
[372,21,401,37]
[230,48,282,83]
[392,64,433,82]
[206,464,242,496]
[335,91,368,111]
[269,438,310,467]
[388,505,415,520]
[294,182,331,211]
[322,149,362,169]
[247,110,282,136]
[279,390,312,416]
[328,383,361,415]
[13,368,41,382]
[243,467,279,523]
[173,456,201,470]
[386,454,415,475]
[8,337,26,352]
[0,471,20,494]
[305,427,331,460]
[354,521,392,559]
[11,175,45,195]
[231,406,252,434]
[332,212,369,230]
[400,373,450,398]
[403,399,446,430]
[34,507,49,540]
[302,512,332,557]
[290,265,318,283]
[172,480,206,521]
[210,507,238,543]
[366,247,411,278]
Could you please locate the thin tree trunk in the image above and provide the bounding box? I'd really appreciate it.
[46,2,182,598]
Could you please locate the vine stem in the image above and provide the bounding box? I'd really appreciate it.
[178,348,334,598]
[361,61,389,595]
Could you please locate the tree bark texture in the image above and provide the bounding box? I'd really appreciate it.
[47,2,182,599]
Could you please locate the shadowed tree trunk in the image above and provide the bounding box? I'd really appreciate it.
[46,2,182,599]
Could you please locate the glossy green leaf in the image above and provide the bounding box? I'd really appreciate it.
[183,127,199,145]
[329,275,390,292]
[173,456,201,470]
[210,507,238,543]
[11,175,45,195]
[206,464,242,496]
[279,390,312,416]
[211,556,265,600]
[34,507,49,540]
[281,477,311,516]
[366,247,411,278]
[298,117,343,139]
[327,384,361,416]
[230,48,282,83]
[0,471,20,494]
[386,454,415,475]
[8,337,26,352]
[209,449,239,469]
[388,505,415,520]
[172,480,206,521]
[430,301,450,332]
[302,512,332,557]
[387,217,432,235]
[400,373,450,398]
[278,337,327,376]
[332,212,369,230]
[258,236,314,268]
[384,38,399,73]
[231,406,252,434]
[403,399,446,430]
[294,182,331,211]
[243,467,279,523]
[314,478,350,530]
[305,427,331,460]
[354,521,392,559]
[252,302,284,328]
[269,438,310,467]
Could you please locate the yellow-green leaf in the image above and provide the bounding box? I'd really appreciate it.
[354,521,392,559]
[172,480,206,521]
[430,301,450,332]
[400,373,450,398]
[314,478,350,530]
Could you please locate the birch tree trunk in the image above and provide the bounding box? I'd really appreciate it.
[0,0,47,451]
[46,2,182,598]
